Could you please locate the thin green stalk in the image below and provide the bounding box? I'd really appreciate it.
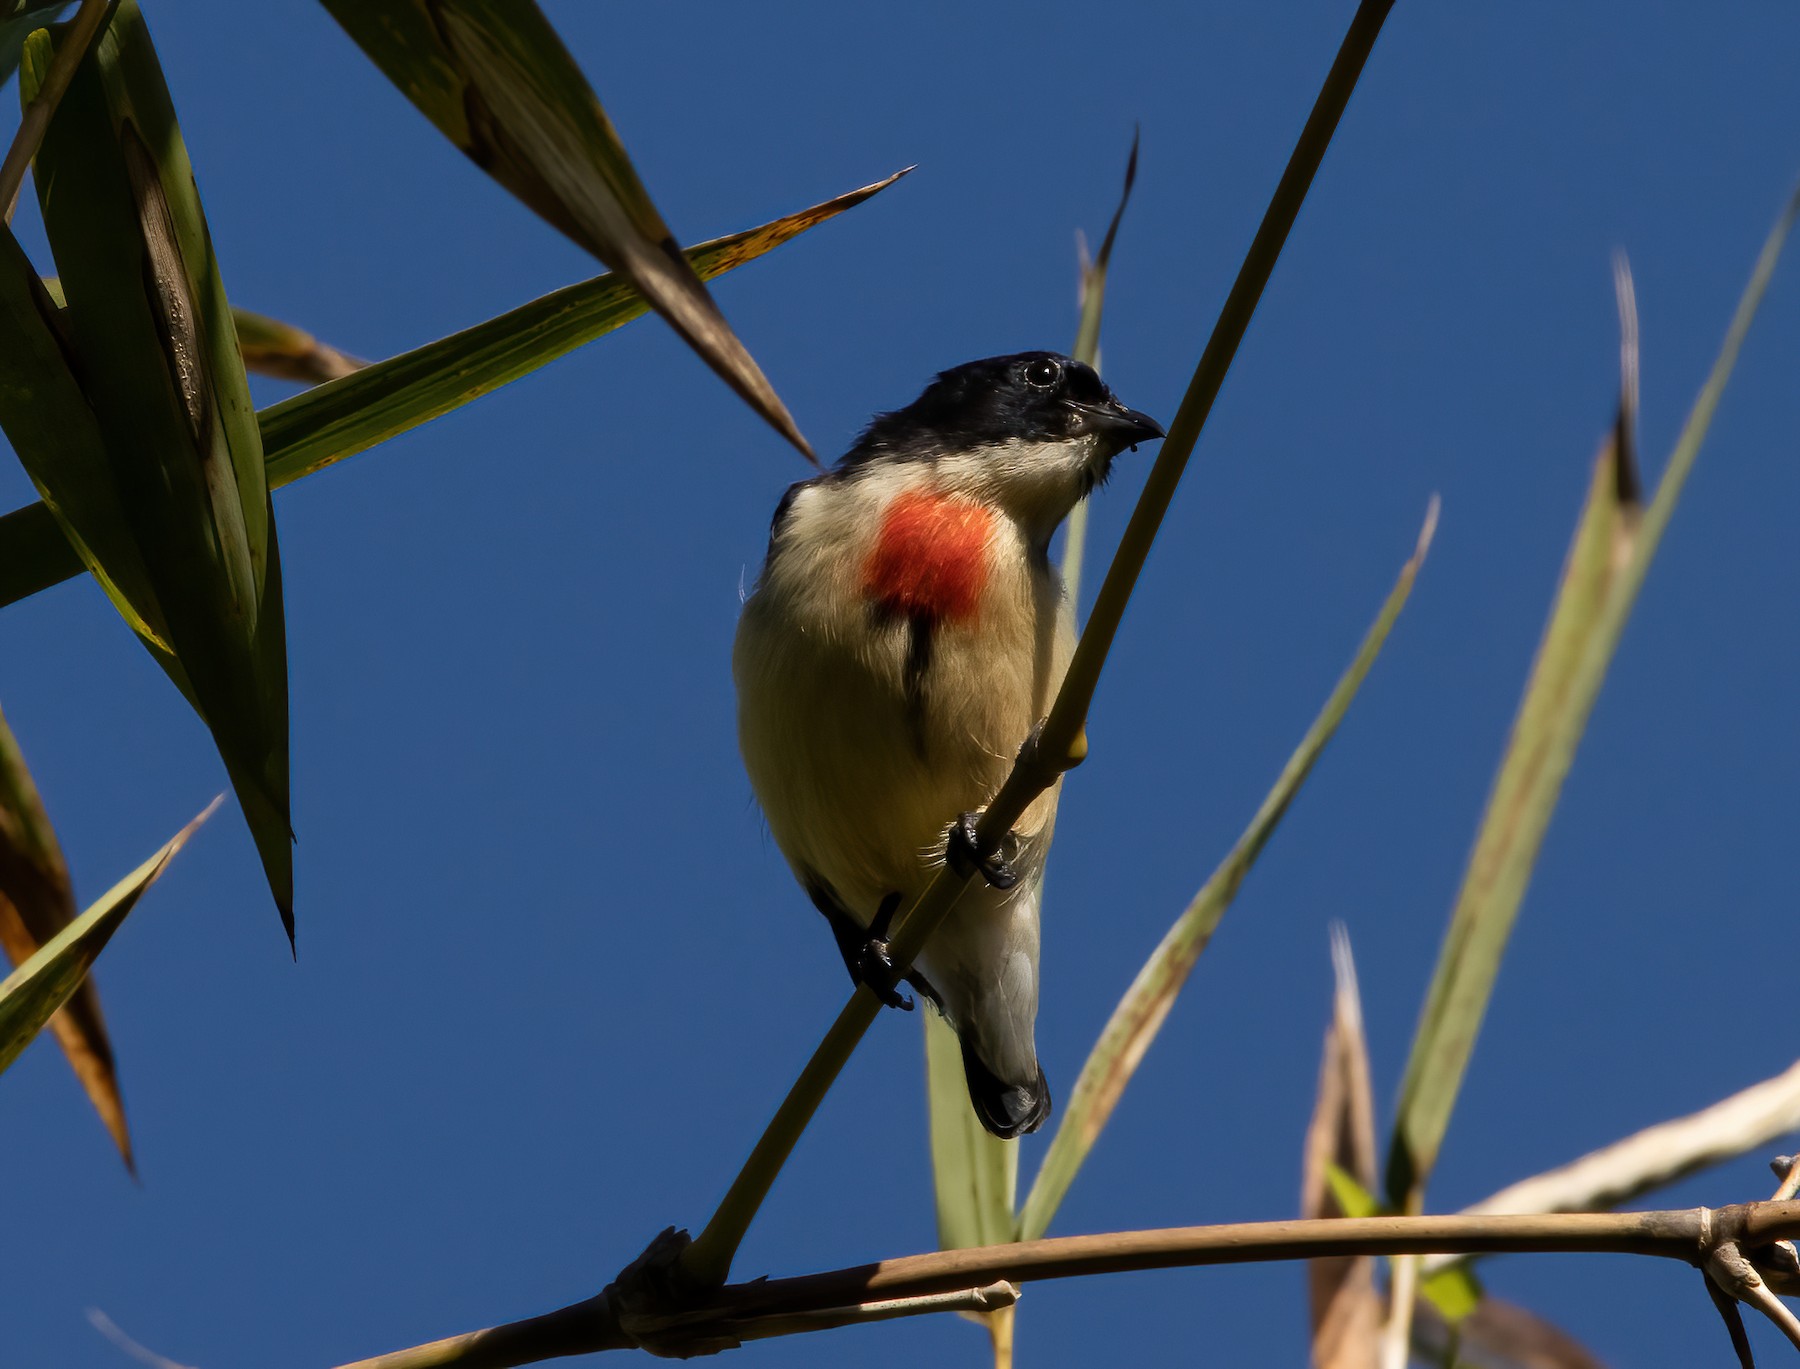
[678,991,886,1287]
[1024,0,1395,802]
[678,0,1397,1292]
[1060,129,1138,609]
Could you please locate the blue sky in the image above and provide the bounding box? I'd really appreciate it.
[4,3,1798,1365]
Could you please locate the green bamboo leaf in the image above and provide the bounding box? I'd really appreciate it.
[924,1007,1019,1360]
[24,1,293,940]
[925,1010,1018,1252]
[0,797,214,1078]
[257,167,906,491]
[0,167,909,607]
[1325,1162,1382,1220]
[1016,501,1439,1243]
[1385,187,1800,1214]
[1420,1265,1482,1324]
[0,698,131,1166]
[0,222,172,649]
[320,0,812,458]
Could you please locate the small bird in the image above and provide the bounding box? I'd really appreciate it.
[734,352,1164,1138]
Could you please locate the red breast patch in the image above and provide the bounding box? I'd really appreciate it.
[862,490,993,623]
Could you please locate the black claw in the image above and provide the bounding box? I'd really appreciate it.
[810,883,919,1011]
[947,811,1019,890]
[854,893,912,1008]
[856,937,915,1011]
[853,935,914,1007]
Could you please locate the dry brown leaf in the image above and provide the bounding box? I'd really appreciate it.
[0,703,130,1168]
[1302,926,1380,1369]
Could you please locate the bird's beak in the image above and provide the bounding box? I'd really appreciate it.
[1069,399,1167,450]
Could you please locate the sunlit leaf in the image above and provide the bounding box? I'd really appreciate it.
[0,169,909,608]
[1017,501,1439,1242]
[0,799,214,1077]
[320,0,811,457]
[1325,1162,1381,1220]
[20,4,314,940]
[1386,190,1800,1215]
[0,699,131,1166]
[1420,1265,1482,1324]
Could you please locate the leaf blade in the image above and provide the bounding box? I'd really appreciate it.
[0,220,172,649]
[258,167,907,490]
[320,0,813,457]
[0,799,214,1078]
[925,1010,1019,1253]
[1385,190,1800,1214]
[0,698,132,1166]
[26,0,293,937]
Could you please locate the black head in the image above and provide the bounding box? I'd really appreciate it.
[841,352,1164,468]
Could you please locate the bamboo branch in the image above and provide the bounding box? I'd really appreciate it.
[332,1202,1800,1368]
[675,0,1400,1294]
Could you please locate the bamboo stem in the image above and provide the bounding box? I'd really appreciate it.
[332,1202,1800,1368]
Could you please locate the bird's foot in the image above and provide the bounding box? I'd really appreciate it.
[853,938,914,1011]
[853,892,913,1011]
[947,811,1019,890]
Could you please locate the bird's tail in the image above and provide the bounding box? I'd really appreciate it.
[959,1034,1051,1139]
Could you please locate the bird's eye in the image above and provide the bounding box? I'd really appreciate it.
[1021,358,1061,389]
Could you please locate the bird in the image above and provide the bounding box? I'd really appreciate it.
[733,351,1164,1139]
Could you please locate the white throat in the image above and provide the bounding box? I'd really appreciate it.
[929,436,1105,547]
